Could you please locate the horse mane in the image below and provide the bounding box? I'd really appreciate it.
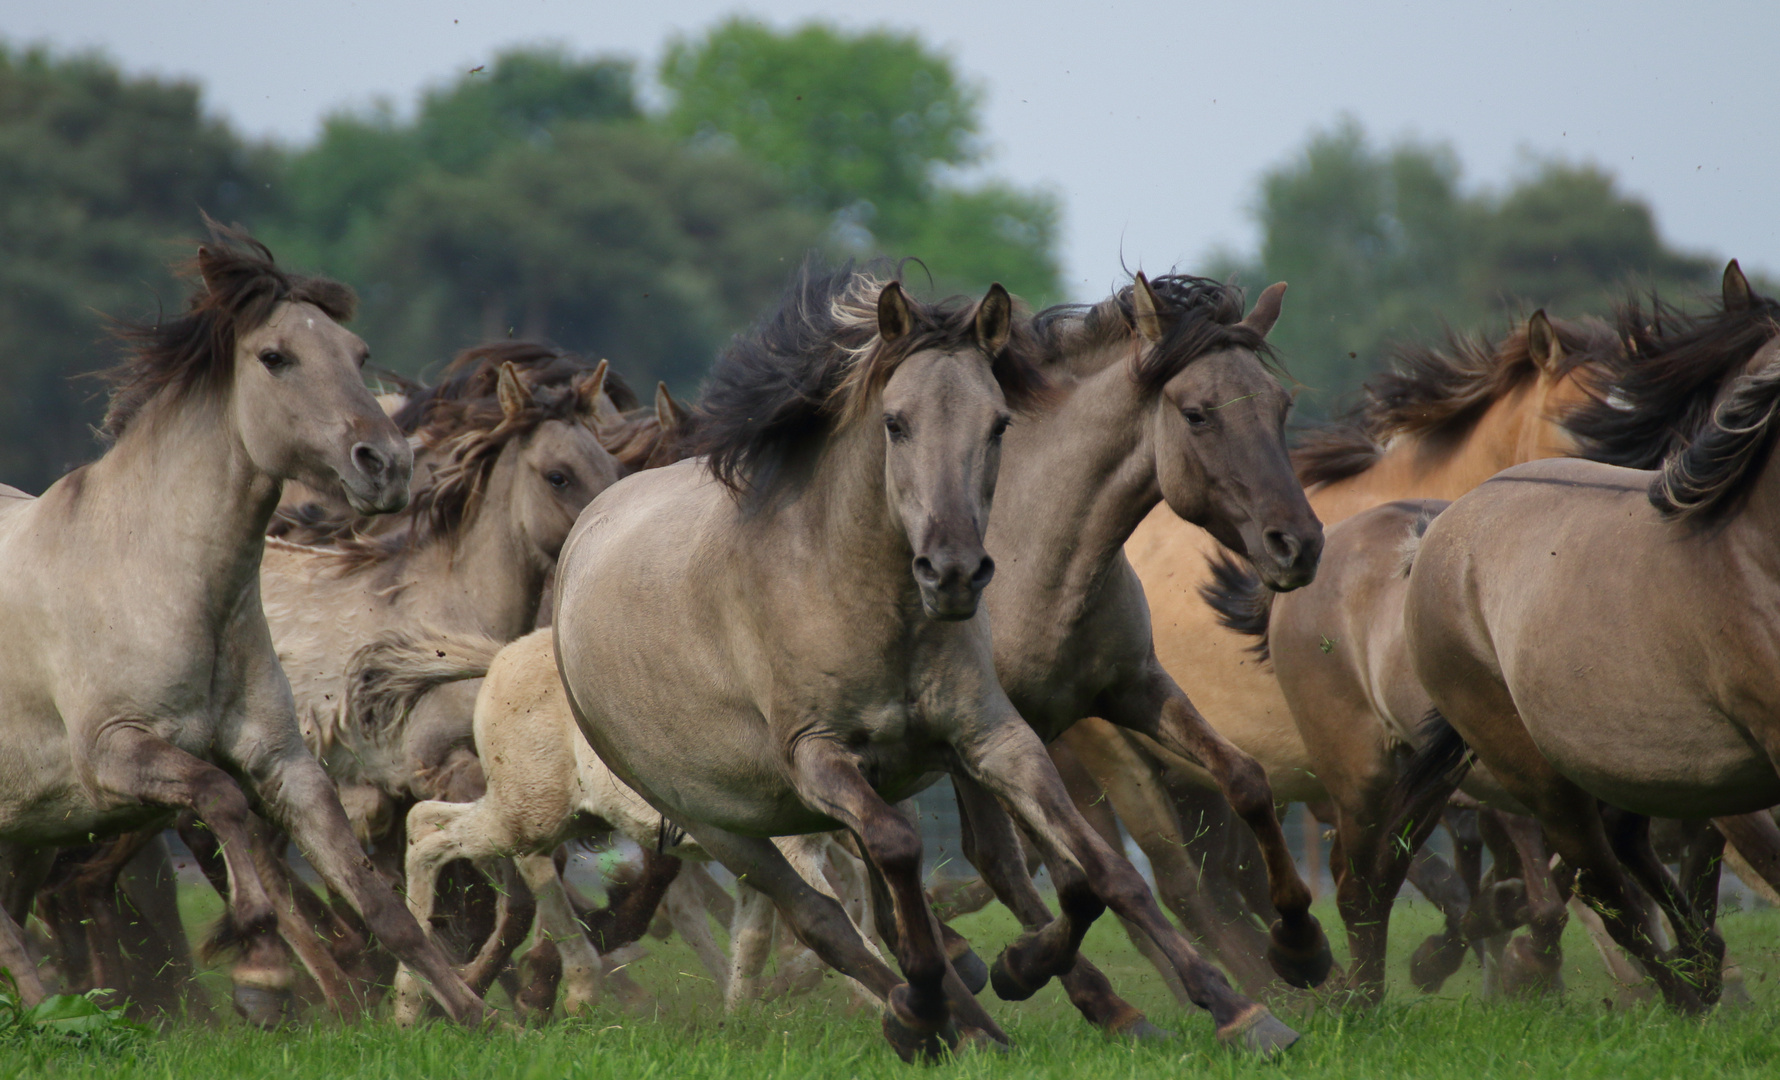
[1032,274,1275,389]
[690,257,1049,499]
[1568,288,1780,476]
[1292,315,1617,487]
[390,341,637,433]
[601,408,694,471]
[1573,283,1780,524]
[104,217,356,438]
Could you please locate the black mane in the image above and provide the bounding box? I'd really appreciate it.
[689,258,1047,500]
[1569,290,1780,471]
[1033,274,1274,388]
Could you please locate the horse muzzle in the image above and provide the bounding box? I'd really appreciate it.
[913,549,996,621]
[340,437,414,515]
[1252,521,1322,592]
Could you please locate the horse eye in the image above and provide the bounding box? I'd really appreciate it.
[989,416,1011,442]
[259,350,290,371]
[884,415,907,440]
[546,470,569,489]
[1181,407,1209,428]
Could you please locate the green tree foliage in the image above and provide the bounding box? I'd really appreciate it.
[262,47,822,388]
[660,19,1062,305]
[0,45,276,489]
[1225,120,1717,411]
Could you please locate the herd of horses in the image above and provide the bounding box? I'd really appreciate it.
[2,217,1779,1061]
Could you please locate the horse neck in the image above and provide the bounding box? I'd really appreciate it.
[88,388,280,616]
[1723,437,1780,579]
[407,450,550,638]
[993,364,1157,601]
[1312,381,1565,523]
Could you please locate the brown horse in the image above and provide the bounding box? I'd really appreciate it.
[0,223,483,1024]
[1028,307,1607,994]
[1211,312,1621,998]
[952,272,1330,1035]
[1401,262,1780,1012]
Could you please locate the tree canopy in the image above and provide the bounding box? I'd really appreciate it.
[660,19,1062,305]
[1222,120,1719,411]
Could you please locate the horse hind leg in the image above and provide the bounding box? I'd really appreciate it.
[1114,687,1333,990]
[0,843,49,1007]
[513,851,605,1019]
[1602,809,1724,1004]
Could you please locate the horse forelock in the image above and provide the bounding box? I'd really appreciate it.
[1033,274,1273,392]
[691,256,1048,501]
[102,218,356,440]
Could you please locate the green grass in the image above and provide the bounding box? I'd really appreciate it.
[8,893,1780,1079]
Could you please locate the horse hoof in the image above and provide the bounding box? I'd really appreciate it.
[1266,918,1334,989]
[952,948,990,996]
[232,984,294,1030]
[1218,1007,1299,1055]
[1498,935,1562,997]
[989,951,1043,1001]
[1409,932,1470,993]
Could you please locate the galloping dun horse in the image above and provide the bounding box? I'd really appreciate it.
[0,225,483,1024]
[552,264,1302,1059]
[1403,263,1780,1012]
[950,272,1330,1035]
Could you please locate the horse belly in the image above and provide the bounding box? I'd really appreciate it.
[1524,699,1780,818]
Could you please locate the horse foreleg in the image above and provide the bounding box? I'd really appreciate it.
[1106,684,1332,990]
[1403,845,1474,992]
[950,771,1169,1038]
[958,721,1296,1053]
[1602,809,1724,1004]
[786,744,1008,1058]
[660,869,730,996]
[1057,722,1276,996]
[514,852,603,1018]
[0,842,47,1006]
[246,749,485,1026]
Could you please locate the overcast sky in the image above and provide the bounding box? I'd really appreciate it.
[6,0,1774,299]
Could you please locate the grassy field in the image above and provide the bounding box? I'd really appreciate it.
[7,889,1780,1079]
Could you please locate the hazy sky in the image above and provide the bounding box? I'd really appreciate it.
[6,1,1775,299]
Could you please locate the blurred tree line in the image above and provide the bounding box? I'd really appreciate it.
[0,29,1750,491]
[1212,119,1732,414]
[0,21,1058,490]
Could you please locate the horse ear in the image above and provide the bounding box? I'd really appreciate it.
[654,382,688,431]
[496,361,531,420]
[878,281,914,343]
[574,359,615,425]
[1130,272,1164,344]
[1724,259,1752,313]
[1241,283,1288,338]
[976,283,1012,356]
[1526,310,1565,375]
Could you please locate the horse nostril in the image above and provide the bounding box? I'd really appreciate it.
[969,555,996,590]
[353,442,388,479]
[1262,527,1301,569]
[913,556,939,586]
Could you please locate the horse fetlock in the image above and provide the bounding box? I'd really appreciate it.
[988,933,1053,1001]
[1105,1005,1173,1042]
[882,987,958,1064]
[1266,914,1334,988]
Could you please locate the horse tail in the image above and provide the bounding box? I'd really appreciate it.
[345,629,506,739]
[1198,549,1273,663]
[1395,707,1474,805]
